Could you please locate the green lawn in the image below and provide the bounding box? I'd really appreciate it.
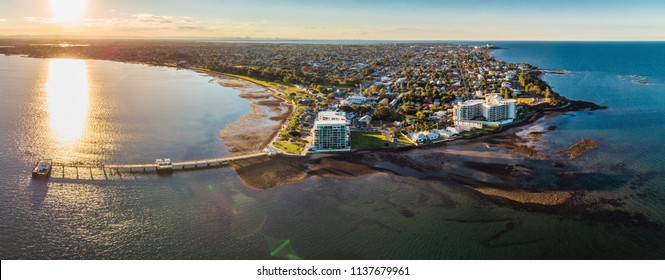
[273,141,305,154]
[459,127,498,138]
[351,131,388,149]
[516,97,536,105]
[221,73,301,94]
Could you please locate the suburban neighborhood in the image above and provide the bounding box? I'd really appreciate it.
[0,40,562,154]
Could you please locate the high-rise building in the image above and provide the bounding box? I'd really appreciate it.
[453,94,516,122]
[312,111,350,151]
[483,94,516,121]
[453,99,484,121]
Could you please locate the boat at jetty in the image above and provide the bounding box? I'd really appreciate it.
[32,159,52,179]
[156,158,173,174]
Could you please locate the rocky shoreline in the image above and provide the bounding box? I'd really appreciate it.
[215,85,664,235]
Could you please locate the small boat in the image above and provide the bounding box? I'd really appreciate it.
[32,159,53,179]
[156,158,173,174]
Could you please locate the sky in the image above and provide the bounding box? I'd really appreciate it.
[0,0,664,40]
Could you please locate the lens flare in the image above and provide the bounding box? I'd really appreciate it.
[50,0,86,23]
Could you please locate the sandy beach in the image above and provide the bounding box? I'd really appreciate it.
[205,73,293,155]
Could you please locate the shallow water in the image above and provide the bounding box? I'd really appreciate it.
[493,42,665,223]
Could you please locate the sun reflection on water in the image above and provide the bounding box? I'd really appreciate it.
[46,59,89,144]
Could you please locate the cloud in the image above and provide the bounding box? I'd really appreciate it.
[227,20,268,27]
[0,18,7,23]
[133,14,193,25]
[23,13,268,36]
[23,17,58,24]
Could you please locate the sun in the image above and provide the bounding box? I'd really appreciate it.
[50,0,86,23]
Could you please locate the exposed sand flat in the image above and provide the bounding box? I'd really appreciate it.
[560,138,598,159]
[431,149,519,160]
[210,75,292,155]
[447,173,574,206]
[234,157,309,189]
[472,187,574,206]
[233,155,379,189]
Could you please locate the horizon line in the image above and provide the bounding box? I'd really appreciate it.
[1,35,664,43]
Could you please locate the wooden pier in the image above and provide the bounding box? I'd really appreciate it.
[49,152,269,180]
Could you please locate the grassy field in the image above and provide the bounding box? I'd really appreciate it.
[516,97,536,105]
[221,73,301,94]
[273,141,306,154]
[181,67,301,94]
[459,127,498,138]
[351,131,388,149]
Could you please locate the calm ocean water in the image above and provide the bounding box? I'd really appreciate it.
[493,42,665,223]
[1,42,664,259]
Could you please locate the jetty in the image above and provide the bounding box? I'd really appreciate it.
[48,152,269,180]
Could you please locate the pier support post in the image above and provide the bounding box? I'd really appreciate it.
[89,167,93,180]
[76,166,79,179]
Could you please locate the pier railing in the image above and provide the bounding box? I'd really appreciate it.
[49,152,269,180]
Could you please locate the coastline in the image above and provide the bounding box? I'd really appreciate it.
[199,70,294,155]
[0,53,296,157]
[23,53,624,218]
[3,42,665,259]
[1,50,609,197]
[146,61,609,204]
[227,114,665,237]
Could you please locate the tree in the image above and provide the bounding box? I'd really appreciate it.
[315,102,327,109]
[358,105,372,115]
[500,87,512,99]
[544,87,552,100]
[379,98,390,106]
[372,105,391,120]
[415,111,427,120]
[389,127,399,137]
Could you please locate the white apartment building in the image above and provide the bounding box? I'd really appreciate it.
[312,111,351,152]
[453,99,484,121]
[483,94,516,121]
[453,94,516,124]
[345,95,367,105]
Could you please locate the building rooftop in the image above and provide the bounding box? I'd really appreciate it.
[315,119,347,125]
[456,99,485,106]
[317,111,346,121]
